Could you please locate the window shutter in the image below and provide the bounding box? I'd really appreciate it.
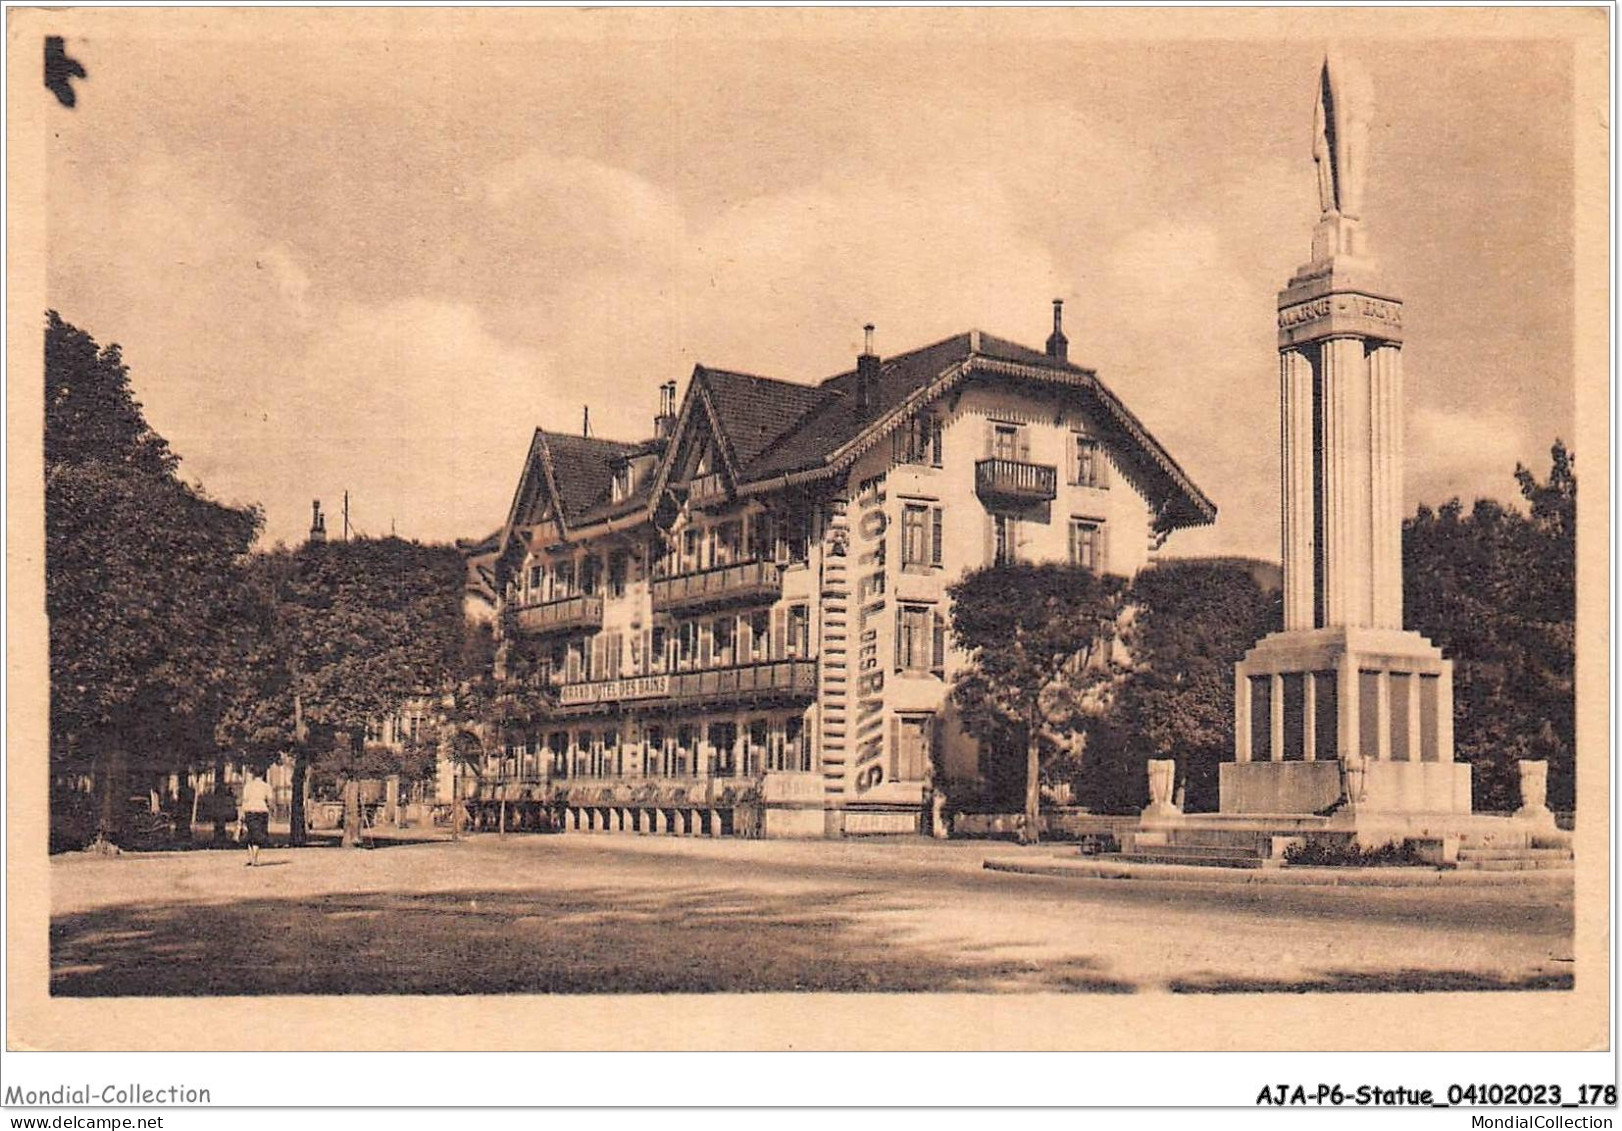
[699,625,712,667]
[1101,523,1111,574]
[931,507,944,567]
[889,714,901,784]
[1017,427,1031,461]
[894,606,905,672]
[1099,446,1111,489]
[1068,520,1078,567]
[931,610,946,676]
[773,607,787,659]
[931,416,943,465]
[984,422,994,458]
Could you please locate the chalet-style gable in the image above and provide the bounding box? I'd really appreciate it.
[490,323,1216,561]
[498,428,638,554]
[646,363,825,508]
[735,330,1217,536]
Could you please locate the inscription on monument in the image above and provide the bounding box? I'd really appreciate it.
[1276,290,1404,346]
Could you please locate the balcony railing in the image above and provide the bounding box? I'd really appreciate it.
[650,558,782,613]
[975,457,1058,504]
[553,657,818,713]
[511,593,604,637]
[686,471,730,507]
[667,658,818,706]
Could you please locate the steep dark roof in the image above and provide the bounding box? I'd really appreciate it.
[743,333,987,480]
[696,366,827,472]
[487,325,1216,550]
[540,432,637,520]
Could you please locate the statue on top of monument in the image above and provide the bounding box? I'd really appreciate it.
[1312,51,1372,222]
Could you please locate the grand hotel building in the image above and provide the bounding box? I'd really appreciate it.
[466,305,1215,836]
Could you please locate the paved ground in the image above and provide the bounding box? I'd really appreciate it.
[49,834,1574,996]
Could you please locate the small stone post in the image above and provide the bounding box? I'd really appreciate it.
[1515,760,1556,828]
[1142,759,1181,819]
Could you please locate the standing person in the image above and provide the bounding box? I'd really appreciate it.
[238,765,274,867]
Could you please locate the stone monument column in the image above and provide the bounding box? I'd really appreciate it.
[1223,53,1469,820]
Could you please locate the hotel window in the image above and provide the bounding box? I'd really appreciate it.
[712,617,736,666]
[548,732,569,778]
[896,603,947,676]
[786,604,811,658]
[895,413,943,467]
[645,725,665,777]
[650,626,669,672]
[607,551,627,597]
[785,716,810,772]
[747,609,771,661]
[565,640,585,683]
[991,513,1019,566]
[604,729,621,777]
[682,529,699,570]
[989,421,1026,461]
[1072,434,1108,488]
[779,509,809,564]
[580,554,601,596]
[554,560,576,598]
[1069,518,1107,573]
[676,621,698,669]
[675,725,696,776]
[573,731,592,777]
[747,719,769,776]
[528,564,543,592]
[709,722,738,777]
[716,521,743,565]
[892,713,937,784]
[901,503,944,573]
[602,633,624,679]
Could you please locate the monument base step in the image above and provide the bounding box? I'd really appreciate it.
[1112,850,1272,869]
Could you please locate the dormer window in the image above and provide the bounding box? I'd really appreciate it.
[611,464,633,503]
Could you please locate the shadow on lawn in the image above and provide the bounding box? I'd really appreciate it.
[1170,969,1573,994]
[51,884,1135,997]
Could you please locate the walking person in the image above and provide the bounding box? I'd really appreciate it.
[238,765,274,867]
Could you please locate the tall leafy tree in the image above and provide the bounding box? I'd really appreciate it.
[947,563,1125,843]
[45,313,261,847]
[1081,562,1280,813]
[1404,442,1576,810]
[263,537,467,846]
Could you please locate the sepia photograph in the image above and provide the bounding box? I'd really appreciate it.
[4,3,1610,1093]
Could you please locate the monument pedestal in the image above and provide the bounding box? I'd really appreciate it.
[1223,626,1470,817]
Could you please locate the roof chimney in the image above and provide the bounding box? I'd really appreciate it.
[856,323,879,420]
[309,499,327,544]
[654,380,677,440]
[1046,298,1069,363]
[583,404,591,438]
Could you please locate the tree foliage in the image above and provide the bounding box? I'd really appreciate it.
[1081,562,1280,813]
[946,563,1125,814]
[1404,441,1576,810]
[45,312,262,845]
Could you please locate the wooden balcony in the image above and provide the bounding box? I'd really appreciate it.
[650,558,782,613]
[975,457,1058,504]
[555,658,818,716]
[511,593,603,637]
[668,658,819,707]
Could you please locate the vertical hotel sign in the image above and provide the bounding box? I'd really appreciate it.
[852,475,888,792]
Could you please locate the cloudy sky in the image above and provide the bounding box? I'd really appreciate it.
[43,11,1579,557]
